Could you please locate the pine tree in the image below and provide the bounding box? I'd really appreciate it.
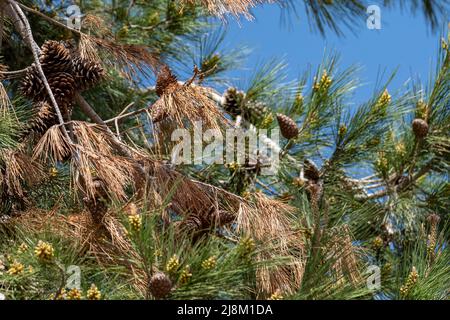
[0,0,448,301]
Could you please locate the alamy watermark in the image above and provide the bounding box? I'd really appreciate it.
[366,265,381,291]
[169,122,280,176]
[65,265,81,290]
[65,5,82,30]
[367,5,382,30]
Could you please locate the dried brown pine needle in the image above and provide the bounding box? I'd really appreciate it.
[33,121,139,201]
[81,14,112,38]
[182,0,272,19]
[0,149,44,197]
[80,35,158,80]
[326,225,363,285]
[148,163,307,295]
[0,82,11,110]
[150,67,228,134]
[33,124,74,163]
[236,192,306,295]
[151,162,216,216]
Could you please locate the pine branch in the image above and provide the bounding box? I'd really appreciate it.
[5,0,72,143]
[16,2,82,37]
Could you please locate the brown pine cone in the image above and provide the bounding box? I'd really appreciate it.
[72,56,105,90]
[217,210,236,226]
[148,272,172,299]
[277,114,299,139]
[46,72,76,103]
[155,65,178,97]
[305,180,323,208]
[223,87,244,117]
[20,66,45,101]
[83,198,108,225]
[25,101,57,136]
[304,159,321,181]
[178,214,204,234]
[412,118,429,139]
[39,40,73,74]
[426,213,441,225]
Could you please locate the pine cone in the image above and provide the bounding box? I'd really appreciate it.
[40,40,73,74]
[92,178,108,198]
[25,101,57,136]
[304,159,321,181]
[217,210,236,226]
[277,114,299,139]
[179,214,204,234]
[243,101,269,125]
[155,65,178,97]
[84,198,108,224]
[149,272,172,299]
[46,72,76,103]
[21,70,76,104]
[412,118,429,139]
[83,179,108,224]
[223,87,244,117]
[20,67,45,101]
[72,57,104,90]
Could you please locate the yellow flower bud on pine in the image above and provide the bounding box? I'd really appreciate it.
[239,236,256,255]
[179,266,193,285]
[128,214,142,232]
[378,90,392,106]
[371,236,384,251]
[7,260,24,275]
[49,288,66,300]
[395,143,406,157]
[86,284,102,300]
[268,290,284,300]
[338,124,347,138]
[260,113,274,128]
[227,162,240,172]
[154,249,162,258]
[18,243,29,254]
[400,266,419,298]
[66,288,82,300]
[313,70,332,92]
[292,177,305,188]
[294,93,304,107]
[242,191,251,199]
[49,167,58,177]
[415,100,429,121]
[166,255,180,273]
[201,256,217,270]
[442,38,449,51]
[34,240,54,262]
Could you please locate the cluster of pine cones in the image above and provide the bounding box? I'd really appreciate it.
[223,87,270,126]
[20,40,104,137]
[83,178,109,225]
[224,87,300,139]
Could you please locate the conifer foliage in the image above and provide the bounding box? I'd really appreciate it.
[0,0,449,301]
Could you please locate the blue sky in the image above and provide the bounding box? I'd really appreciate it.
[222,3,444,103]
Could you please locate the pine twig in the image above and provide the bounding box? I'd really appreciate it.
[105,104,151,124]
[16,1,82,36]
[0,66,31,79]
[74,93,147,176]
[7,0,72,143]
